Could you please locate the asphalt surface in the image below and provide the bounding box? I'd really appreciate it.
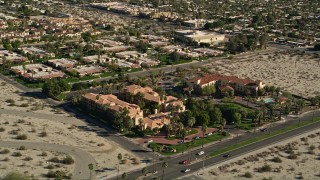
[0,141,96,180]
[110,110,320,180]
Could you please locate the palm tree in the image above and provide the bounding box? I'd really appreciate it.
[220,118,226,131]
[181,129,187,144]
[142,167,148,176]
[162,161,168,180]
[201,124,207,148]
[187,117,196,130]
[138,118,144,132]
[88,163,94,180]
[151,146,158,173]
[177,122,184,137]
[117,153,122,180]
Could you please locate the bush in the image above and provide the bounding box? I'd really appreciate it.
[9,130,19,135]
[258,164,272,172]
[46,170,66,178]
[0,127,5,132]
[3,157,9,161]
[0,149,10,154]
[17,119,25,123]
[19,103,29,107]
[18,146,26,150]
[24,156,33,161]
[288,154,298,159]
[40,151,47,156]
[3,172,31,180]
[49,157,60,163]
[16,134,28,140]
[62,155,74,165]
[244,172,253,178]
[272,157,282,163]
[46,164,55,169]
[39,131,47,137]
[12,152,22,157]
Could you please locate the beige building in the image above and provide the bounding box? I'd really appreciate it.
[175,30,225,45]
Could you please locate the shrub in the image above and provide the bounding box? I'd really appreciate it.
[49,157,60,163]
[24,156,33,161]
[9,130,19,135]
[46,164,55,169]
[308,150,315,155]
[40,152,47,156]
[288,154,298,159]
[62,155,74,165]
[18,146,26,150]
[0,149,10,154]
[12,152,22,157]
[258,164,272,172]
[16,134,28,140]
[17,119,25,123]
[221,131,228,136]
[0,127,5,132]
[46,170,66,178]
[272,157,282,163]
[3,172,31,180]
[19,103,29,107]
[3,157,9,161]
[244,172,253,178]
[39,131,47,137]
[309,145,315,150]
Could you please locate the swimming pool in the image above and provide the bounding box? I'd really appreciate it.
[263,98,274,104]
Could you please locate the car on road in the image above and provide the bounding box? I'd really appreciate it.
[180,160,189,165]
[183,169,191,173]
[223,154,231,158]
[197,151,205,156]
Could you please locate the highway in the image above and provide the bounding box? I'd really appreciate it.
[110,110,320,180]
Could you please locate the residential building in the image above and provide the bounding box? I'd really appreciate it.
[0,50,28,64]
[47,58,77,70]
[10,64,65,80]
[143,113,170,130]
[67,65,105,77]
[20,47,55,58]
[82,93,144,125]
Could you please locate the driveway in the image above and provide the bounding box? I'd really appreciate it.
[0,141,96,180]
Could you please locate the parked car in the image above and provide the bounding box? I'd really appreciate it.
[193,136,200,139]
[223,154,231,158]
[183,169,191,173]
[197,151,205,156]
[207,132,213,136]
[180,160,189,165]
[178,140,184,144]
[145,140,153,143]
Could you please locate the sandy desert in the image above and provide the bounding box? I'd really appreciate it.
[0,80,145,179]
[208,49,320,98]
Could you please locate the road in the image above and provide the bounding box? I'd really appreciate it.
[110,110,320,180]
[0,141,96,180]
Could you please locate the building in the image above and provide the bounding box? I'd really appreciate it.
[20,47,55,59]
[0,50,28,64]
[189,74,266,96]
[175,30,225,45]
[143,113,170,130]
[10,64,65,80]
[67,65,105,77]
[47,58,77,70]
[82,93,144,125]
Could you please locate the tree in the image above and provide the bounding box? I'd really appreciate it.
[275,87,281,96]
[269,86,276,95]
[117,153,122,180]
[42,79,71,99]
[88,163,94,179]
[162,161,168,180]
[201,124,207,148]
[198,113,210,126]
[209,107,222,126]
[232,113,242,127]
[142,167,148,176]
[187,117,196,129]
[181,129,187,142]
[201,85,216,96]
[314,43,320,51]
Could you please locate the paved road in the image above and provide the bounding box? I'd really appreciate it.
[110,110,320,180]
[0,141,96,180]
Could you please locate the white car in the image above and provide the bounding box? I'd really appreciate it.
[207,132,213,136]
[197,151,205,155]
[184,169,191,173]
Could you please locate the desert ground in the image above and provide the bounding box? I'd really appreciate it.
[208,49,320,98]
[180,128,320,180]
[0,80,145,179]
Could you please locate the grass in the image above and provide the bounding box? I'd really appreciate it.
[209,117,320,158]
[151,132,229,155]
[165,129,198,140]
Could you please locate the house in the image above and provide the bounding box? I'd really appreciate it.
[20,47,55,59]
[47,58,77,70]
[82,93,144,125]
[0,50,28,64]
[164,96,186,113]
[143,113,170,130]
[125,85,163,104]
[67,65,105,77]
[189,74,266,96]
[10,64,65,80]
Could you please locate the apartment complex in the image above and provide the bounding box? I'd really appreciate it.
[175,30,225,45]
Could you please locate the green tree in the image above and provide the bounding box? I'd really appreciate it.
[209,107,222,126]
[232,112,242,127]
[187,117,196,129]
[201,124,207,148]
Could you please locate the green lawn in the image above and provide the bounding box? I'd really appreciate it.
[14,77,43,89]
[209,117,320,157]
[151,132,229,155]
